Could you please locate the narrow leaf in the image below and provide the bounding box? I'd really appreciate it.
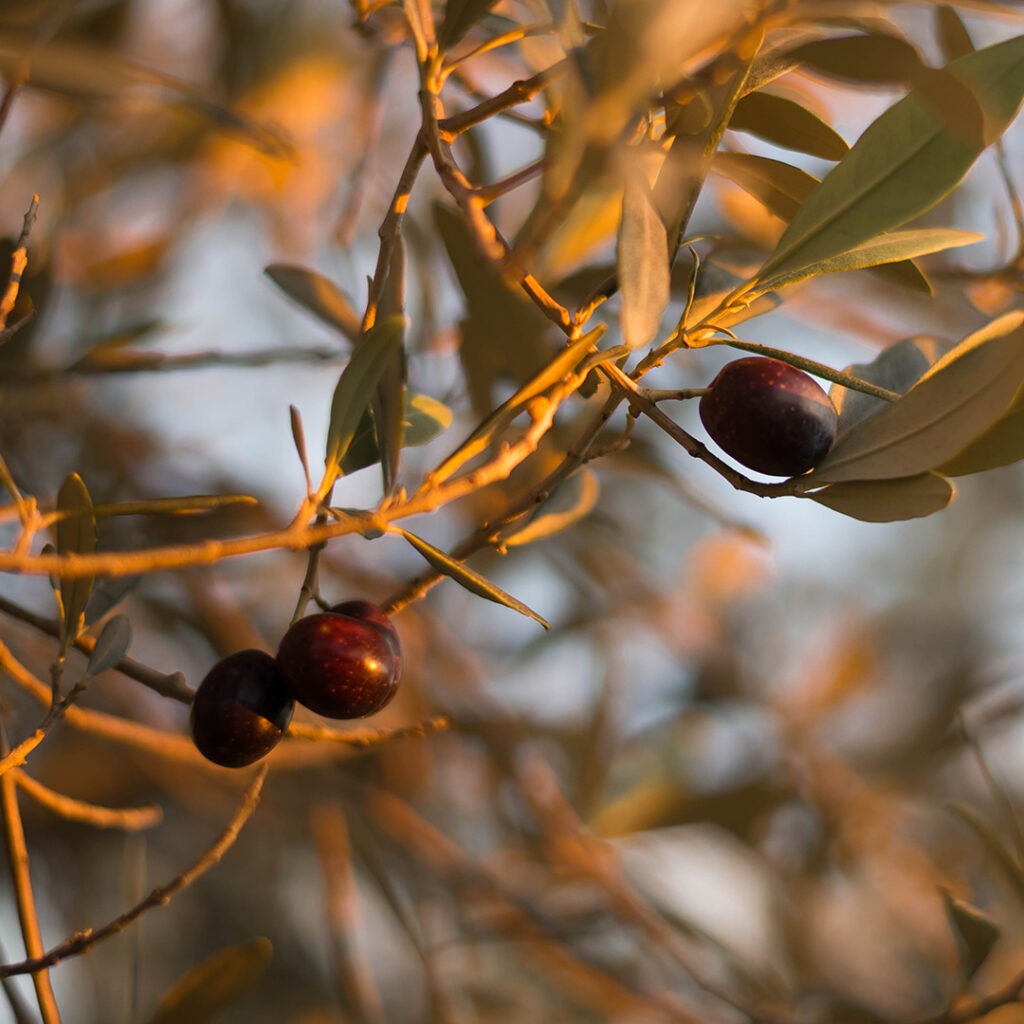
[373,236,408,494]
[618,169,670,349]
[948,802,1024,905]
[322,317,405,496]
[503,469,600,547]
[805,473,954,522]
[397,529,549,629]
[936,6,973,63]
[265,264,361,343]
[730,90,849,160]
[85,615,133,679]
[755,228,982,295]
[942,889,1000,981]
[804,317,1024,483]
[56,473,96,648]
[938,384,1024,476]
[439,0,500,49]
[340,393,453,475]
[713,152,818,221]
[757,34,1024,286]
[790,32,926,85]
[147,938,273,1024]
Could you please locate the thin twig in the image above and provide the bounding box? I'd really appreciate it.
[0,765,268,979]
[12,770,163,831]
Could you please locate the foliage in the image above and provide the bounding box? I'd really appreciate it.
[0,0,1024,1022]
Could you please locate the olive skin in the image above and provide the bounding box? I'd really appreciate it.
[328,600,403,682]
[190,650,295,768]
[698,357,838,477]
[277,608,402,719]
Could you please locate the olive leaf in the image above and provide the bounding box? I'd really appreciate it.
[804,313,1024,483]
[264,264,361,343]
[146,938,273,1024]
[756,33,1024,287]
[85,615,133,680]
[502,469,600,547]
[937,385,1024,476]
[56,473,96,651]
[713,152,818,222]
[340,393,454,475]
[804,473,954,522]
[397,528,549,629]
[948,802,1024,905]
[729,90,849,160]
[941,889,1000,982]
[439,0,501,50]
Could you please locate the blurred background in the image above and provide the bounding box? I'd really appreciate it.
[1,1,1024,1021]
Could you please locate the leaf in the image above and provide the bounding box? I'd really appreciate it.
[936,6,973,63]
[789,32,927,85]
[85,615,133,679]
[948,802,1024,905]
[755,228,983,295]
[830,335,954,434]
[322,317,405,496]
[56,473,96,649]
[439,0,500,50]
[803,315,1024,484]
[264,264,361,343]
[397,529,549,629]
[618,167,670,349]
[729,90,849,160]
[941,890,1000,981]
[805,473,954,522]
[502,469,600,547]
[374,236,408,494]
[937,385,1024,476]
[146,938,273,1024]
[340,393,454,475]
[756,34,1024,286]
[713,152,818,222]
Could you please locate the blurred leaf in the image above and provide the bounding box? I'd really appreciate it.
[397,529,549,629]
[789,31,926,85]
[937,384,1024,476]
[439,0,500,49]
[618,166,670,349]
[87,495,259,518]
[56,473,96,649]
[146,938,273,1024]
[340,394,454,475]
[755,228,983,295]
[432,326,605,484]
[322,317,405,495]
[804,314,1024,483]
[948,803,1024,905]
[374,237,408,495]
[502,469,600,547]
[713,152,818,221]
[942,890,1000,981]
[264,264,360,343]
[729,90,849,160]
[85,576,140,625]
[85,615,132,679]
[870,256,934,294]
[434,203,552,416]
[0,34,289,156]
[830,335,954,433]
[936,6,973,63]
[805,473,954,521]
[757,34,1024,287]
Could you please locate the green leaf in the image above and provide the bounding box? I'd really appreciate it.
[322,317,405,496]
[397,528,549,629]
[948,802,1024,905]
[755,228,982,295]
[56,473,96,649]
[803,314,1024,484]
[713,152,818,222]
[756,34,1024,286]
[146,938,273,1024]
[340,393,454,475]
[264,264,361,343]
[941,889,1000,982]
[830,335,953,433]
[937,383,1024,476]
[618,167,670,349]
[805,473,954,522]
[936,6,973,63]
[789,32,926,85]
[502,469,600,547]
[439,0,500,50]
[374,237,408,494]
[729,90,849,160]
[85,614,132,679]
